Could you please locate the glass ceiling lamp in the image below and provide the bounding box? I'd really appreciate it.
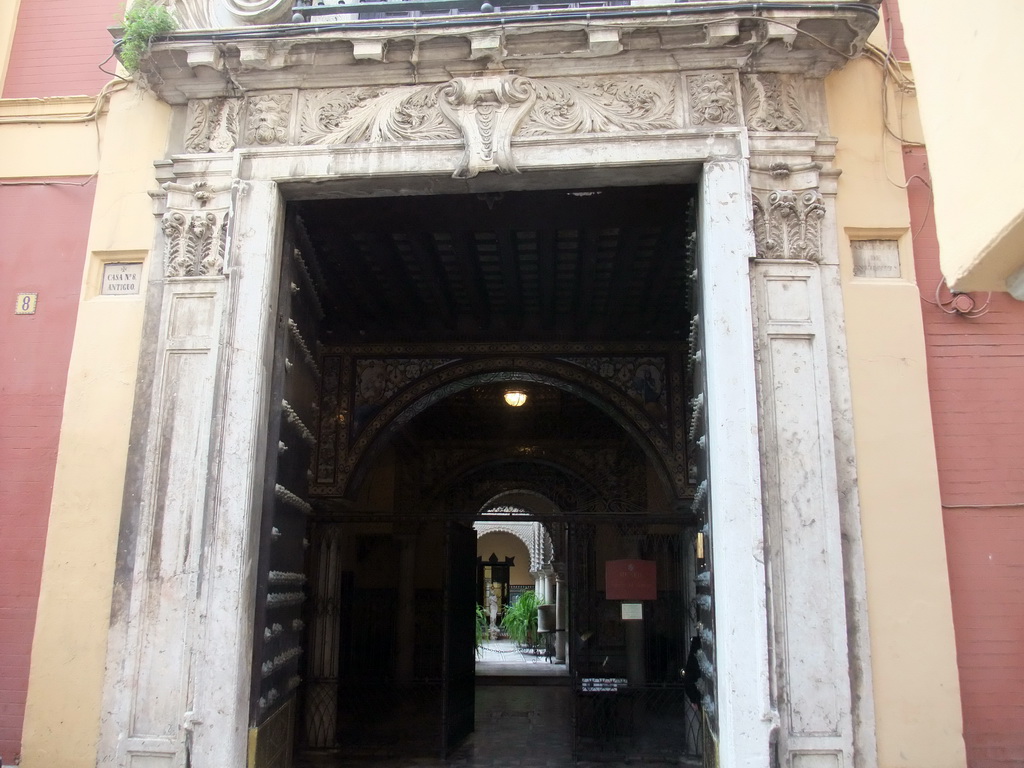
[503,389,527,407]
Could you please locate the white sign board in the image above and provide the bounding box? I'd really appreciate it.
[102,262,143,295]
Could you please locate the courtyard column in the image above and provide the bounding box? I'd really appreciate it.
[530,570,546,603]
[396,531,418,683]
[553,562,567,663]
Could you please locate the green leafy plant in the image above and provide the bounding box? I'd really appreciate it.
[501,590,539,647]
[118,1,177,74]
[475,603,489,650]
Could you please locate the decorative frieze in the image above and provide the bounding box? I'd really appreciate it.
[185,97,240,153]
[741,74,806,132]
[686,73,738,126]
[752,189,826,262]
[294,74,678,177]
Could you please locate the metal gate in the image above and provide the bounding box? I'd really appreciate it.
[569,518,702,763]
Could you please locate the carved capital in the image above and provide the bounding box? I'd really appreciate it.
[185,97,240,153]
[686,72,738,126]
[752,189,826,262]
[161,208,229,277]
[742,74,805,132]
[437,75,536,179]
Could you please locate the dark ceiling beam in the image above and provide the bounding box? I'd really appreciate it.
[641,225,686,333]
[605,227,642,332]
[573,229,600,334]
[537,229,558,331]
[495,229,523,332]
[450,231,491,330]
[404,232,458,330]
[369,233,432,327]
[332,232,398,332]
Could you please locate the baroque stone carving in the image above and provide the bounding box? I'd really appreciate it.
[742,74,805,131]
[298,75,677,178]
[752,189,826,262]
[517,77,676,136]
[686,73,737,126]
[185,97,240,153]
[245,94,293,146]
[299,86,458,145]
[438,76,536,178]
[161,210,228,277]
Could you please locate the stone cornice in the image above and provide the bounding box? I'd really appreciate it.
[140,2,878,103]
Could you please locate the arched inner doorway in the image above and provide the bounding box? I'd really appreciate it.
[251,184,710,766]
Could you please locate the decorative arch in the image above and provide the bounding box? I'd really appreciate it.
[474,522,550,572]
[333,355,687,502]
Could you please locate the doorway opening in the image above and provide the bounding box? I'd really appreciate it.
[250,183,711,766]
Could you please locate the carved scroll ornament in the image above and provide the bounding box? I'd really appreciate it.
[162,210,229,277]
[752,189,825,262]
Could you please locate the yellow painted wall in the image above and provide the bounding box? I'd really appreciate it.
[477,531,533,587]
[0,0,21,90]
[18,85,171,768]
[826,58,966,768]
[898,1,1024,290]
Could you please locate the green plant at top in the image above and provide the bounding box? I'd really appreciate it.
[118,2,177,75]
[501,590,539,647]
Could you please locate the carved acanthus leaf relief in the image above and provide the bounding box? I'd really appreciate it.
[185,97,240,153]
[245,94,293,146]
[752,189,826,262]
[162,209,228,277]
[517,77,676,136]
[686,73,737,126]
[299,86,458,145]
[297,75,678,177]
[742,74,805,131]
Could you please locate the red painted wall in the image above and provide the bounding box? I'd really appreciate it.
[907,147,1024,768]
[0,179,94,764]
[3,0,125,99]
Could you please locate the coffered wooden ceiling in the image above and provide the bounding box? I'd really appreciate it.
[292,184,697,343]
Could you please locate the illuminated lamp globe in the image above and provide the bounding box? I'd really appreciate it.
[503,389,527,407]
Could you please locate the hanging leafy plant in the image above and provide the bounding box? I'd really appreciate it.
[117,1,177,75]
[501,590,539,647]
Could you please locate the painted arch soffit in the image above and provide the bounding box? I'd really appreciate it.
[312,353,688,501]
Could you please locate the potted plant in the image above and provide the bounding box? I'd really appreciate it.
[500,590,540,648]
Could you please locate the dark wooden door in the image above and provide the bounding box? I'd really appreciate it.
[442,520,477,756]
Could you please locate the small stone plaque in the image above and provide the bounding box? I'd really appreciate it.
[15,293,37,314]
[621,602,643,621]
[851,240,901,279]
[101,262,143,295]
